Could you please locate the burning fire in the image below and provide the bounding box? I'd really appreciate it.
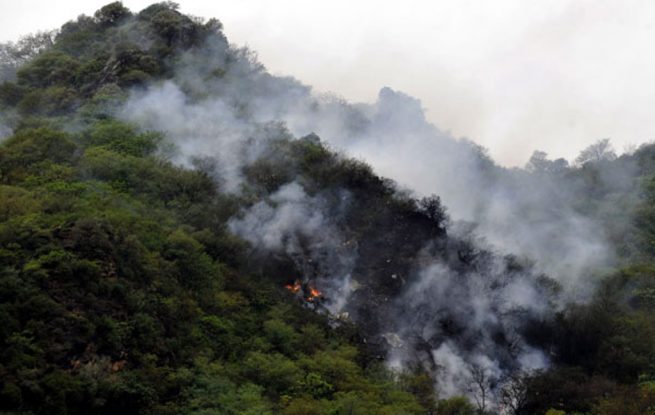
[285,280,302,294]
[307,287,322,302]
[284,279,322,302]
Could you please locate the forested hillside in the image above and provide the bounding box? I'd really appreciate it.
[1,2,655,414]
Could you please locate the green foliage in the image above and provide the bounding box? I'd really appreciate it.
[85,120,161,156]
[435,396,476,415]
[0,127,76,183]
[0,82,25,107]
[18,85,78,116]
[400,369,438,412]
[243,351,303,396]
[0,57,428,415]
[17,50,79,88]
[5,2,655,414]
[592,383,655,415]
[94,2,132,27]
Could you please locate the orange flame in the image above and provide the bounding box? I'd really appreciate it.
[284,280,322,302]
[307,287,322,301]
[285,280,302,294]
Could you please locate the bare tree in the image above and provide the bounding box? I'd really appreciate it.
[467,363,494,414]
[499,371,530,415]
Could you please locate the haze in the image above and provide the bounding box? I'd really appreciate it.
[2,0,653,165]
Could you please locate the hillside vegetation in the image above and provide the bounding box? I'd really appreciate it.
[1,2,655,414]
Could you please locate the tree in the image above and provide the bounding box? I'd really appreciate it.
[467,364,494,414]
[499,371,530,415]
[16,50,79,88]
[94,2,132,27]
[0,31,56,81]
[525,150,569,173]
[419,195,448,233]
[436,396,476,415]
[575,138,617,165]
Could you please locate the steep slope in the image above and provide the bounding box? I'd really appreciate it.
[1,3,655,415]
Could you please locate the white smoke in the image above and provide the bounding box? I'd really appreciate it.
[121,36,615,289]
[384,253,551,404]
[117,29,627,400]
[291,88,615,290]
[228,182,355,314]
[120,81,275,191]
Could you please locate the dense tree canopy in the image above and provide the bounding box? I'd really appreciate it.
[1,2,655,415]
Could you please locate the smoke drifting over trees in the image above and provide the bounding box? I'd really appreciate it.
[2,2,655,414]
[115,7,635,404]
[121,34,627,293]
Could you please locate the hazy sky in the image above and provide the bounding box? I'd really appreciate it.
[2,0,654,165]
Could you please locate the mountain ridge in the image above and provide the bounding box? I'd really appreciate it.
[1,2,655,414]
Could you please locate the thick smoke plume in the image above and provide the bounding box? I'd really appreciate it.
[121,34,617,290]
[116,21,630,404]
[227,182,355,313]
[387,249,552,399]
